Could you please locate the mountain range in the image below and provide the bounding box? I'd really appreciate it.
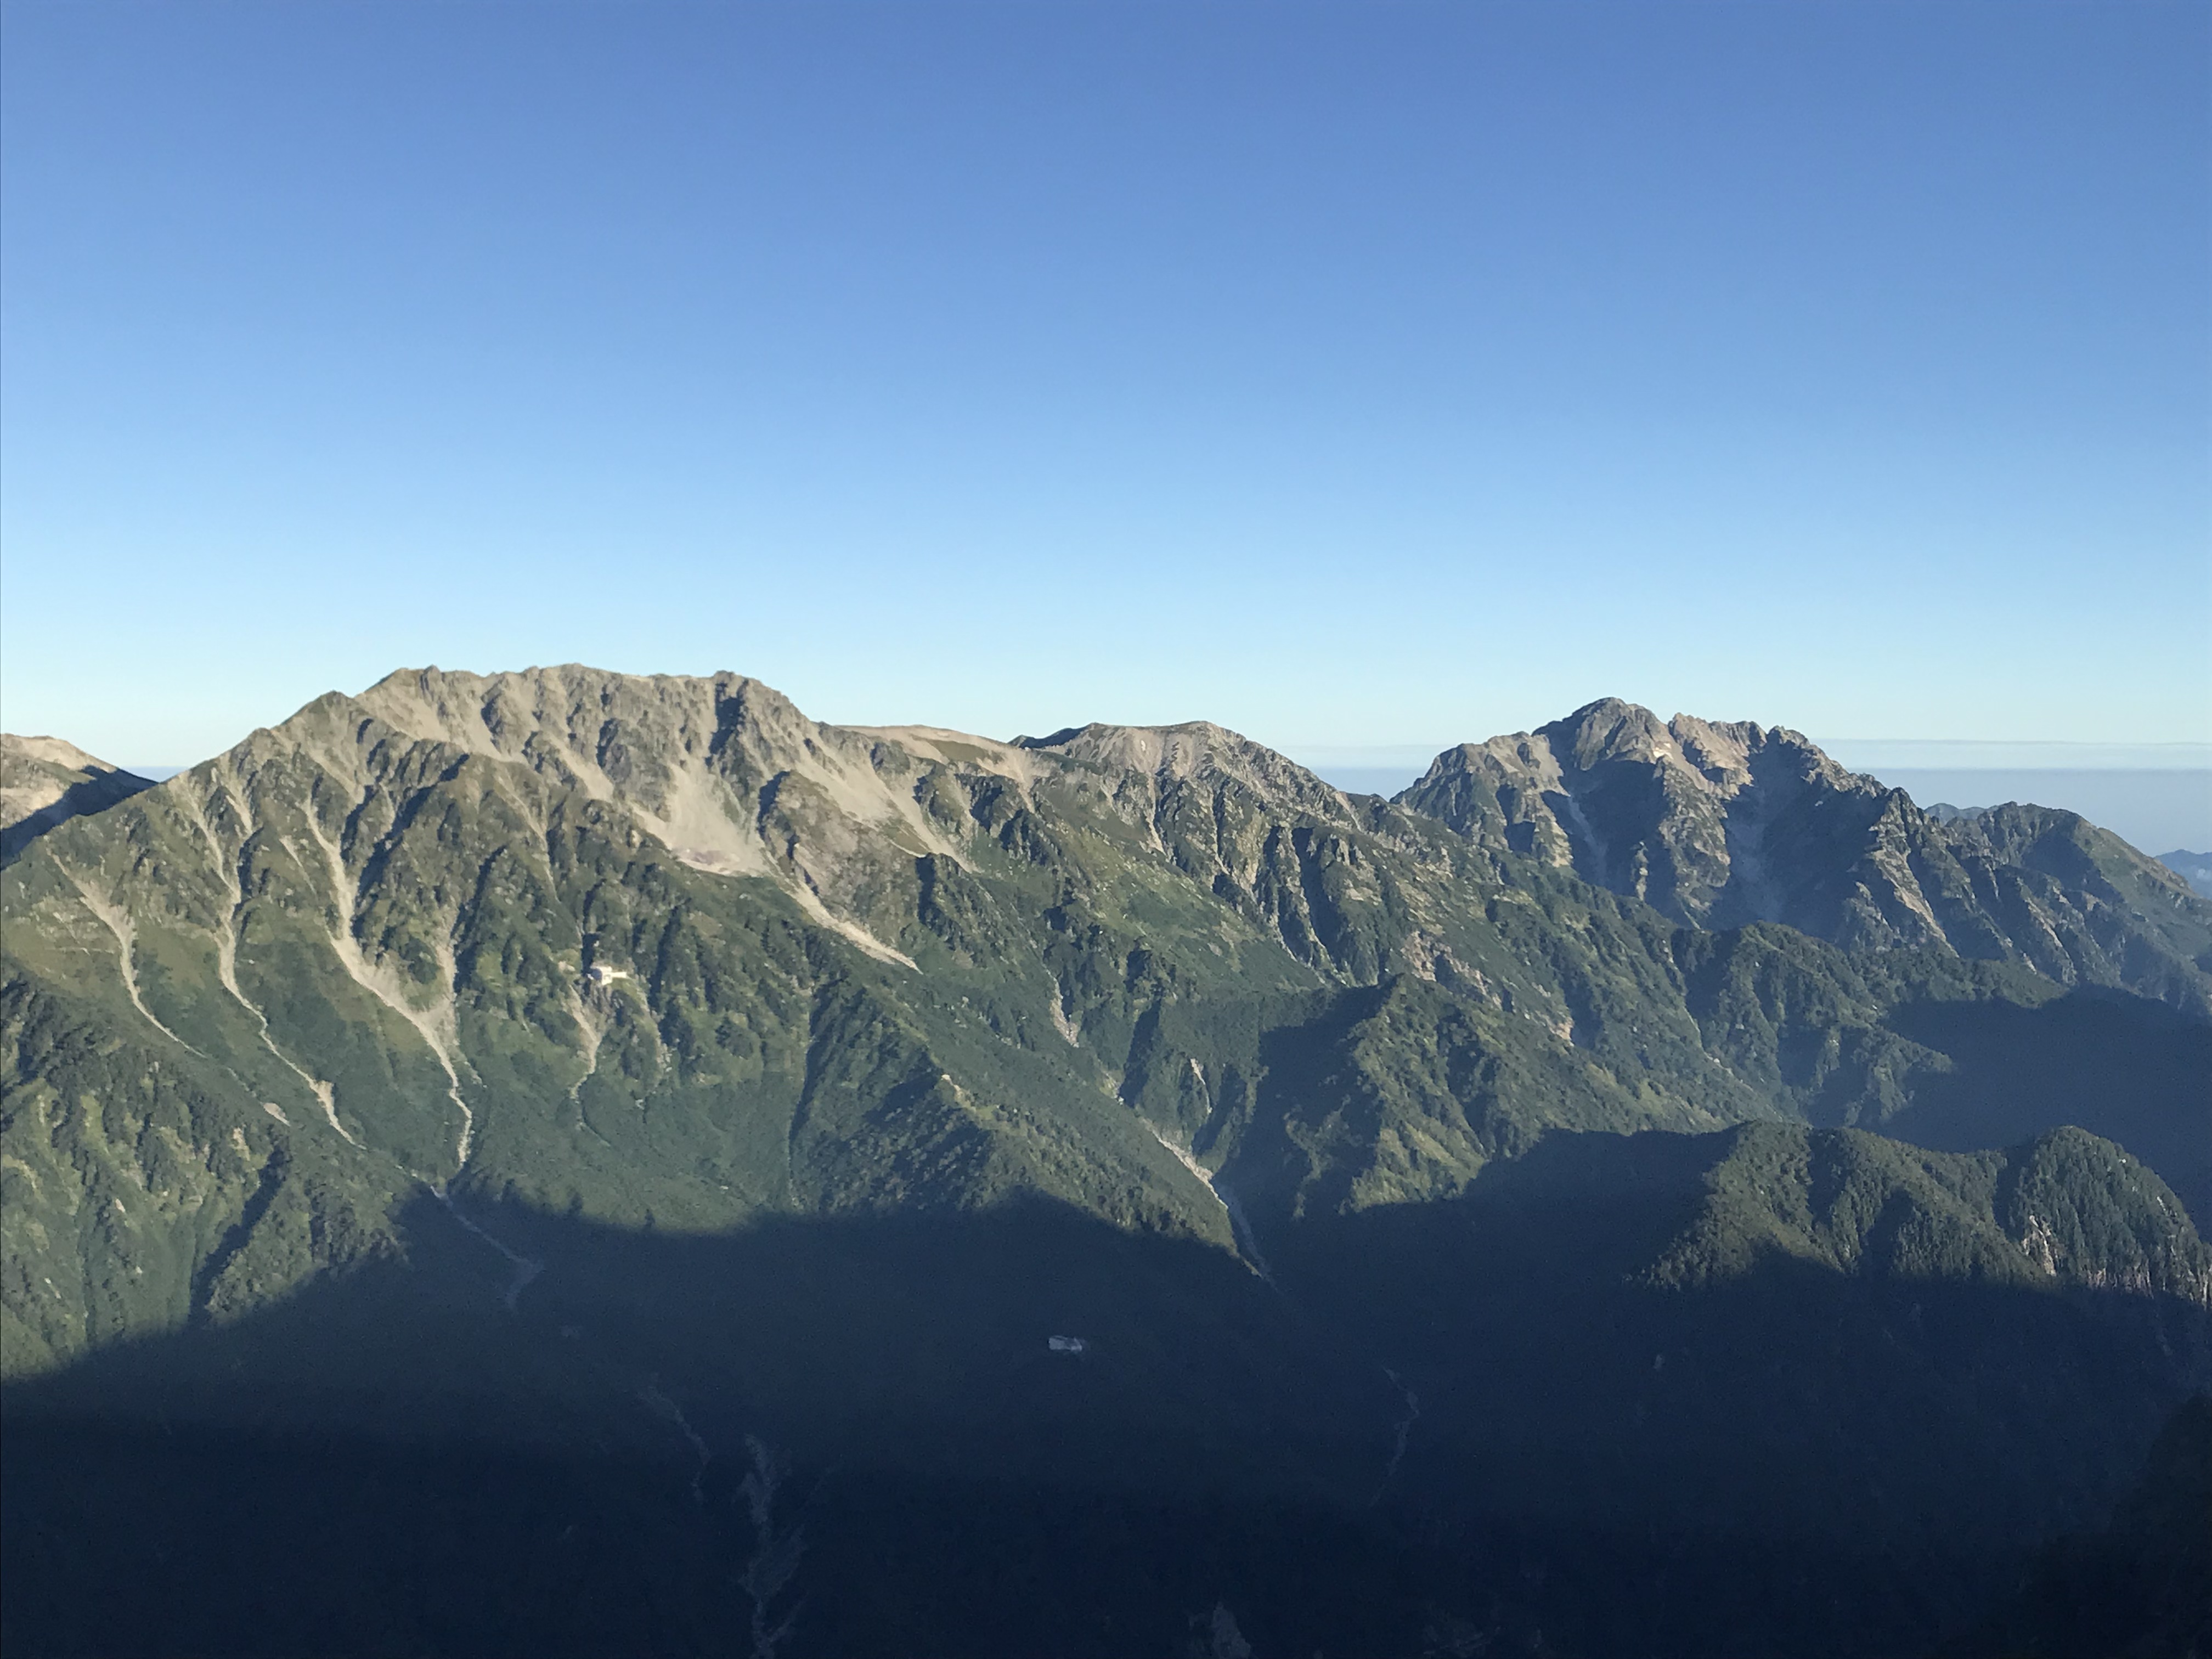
[3,667,2207,1658]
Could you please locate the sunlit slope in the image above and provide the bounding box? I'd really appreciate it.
[1400,698,2212,1013]
[4,665,2208,1379]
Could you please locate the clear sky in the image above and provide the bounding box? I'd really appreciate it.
[3,1,2207,768]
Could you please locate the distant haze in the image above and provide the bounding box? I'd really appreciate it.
[1873,772,2210,858]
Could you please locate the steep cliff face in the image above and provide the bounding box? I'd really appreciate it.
[1399,698,2212,1013]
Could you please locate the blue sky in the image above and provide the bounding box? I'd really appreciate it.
[3,1,2207,769]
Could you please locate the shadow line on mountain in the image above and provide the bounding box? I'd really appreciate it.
[1876,986,2212,1225]
[0,771,157,867]
[4,1189,1398,1504]
[11,1148,2204,1526]
[5,1148,2208,1657]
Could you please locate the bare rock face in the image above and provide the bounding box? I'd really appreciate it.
[1015,719,1353,825]
[327,669,1378,977]
[1400,699,2212,1013]
[0,735,154,864]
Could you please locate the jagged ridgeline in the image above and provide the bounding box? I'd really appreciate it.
[2,668,2208,1658]
[1402,698,2212,1012]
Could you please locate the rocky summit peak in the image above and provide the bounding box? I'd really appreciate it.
[1393,699,2208,1011]
[353,663,816,765]
[72,665,1393,981]
[1539,697,1675,768]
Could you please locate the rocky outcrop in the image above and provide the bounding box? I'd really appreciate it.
[1400,699,2212,1013]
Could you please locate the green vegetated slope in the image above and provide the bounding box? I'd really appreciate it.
[3,665,2209,1657]
[0,736,154,866]
[5,1124,2204,1658]
[1282,1122,2211,1541]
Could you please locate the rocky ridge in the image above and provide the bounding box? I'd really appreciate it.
[1398,698,2212,1014]
[0,735,154,865]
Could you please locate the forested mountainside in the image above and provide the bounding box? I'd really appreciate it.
[3,665,2207,1658]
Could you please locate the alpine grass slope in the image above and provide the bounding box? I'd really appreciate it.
[2,668,2207,1658]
